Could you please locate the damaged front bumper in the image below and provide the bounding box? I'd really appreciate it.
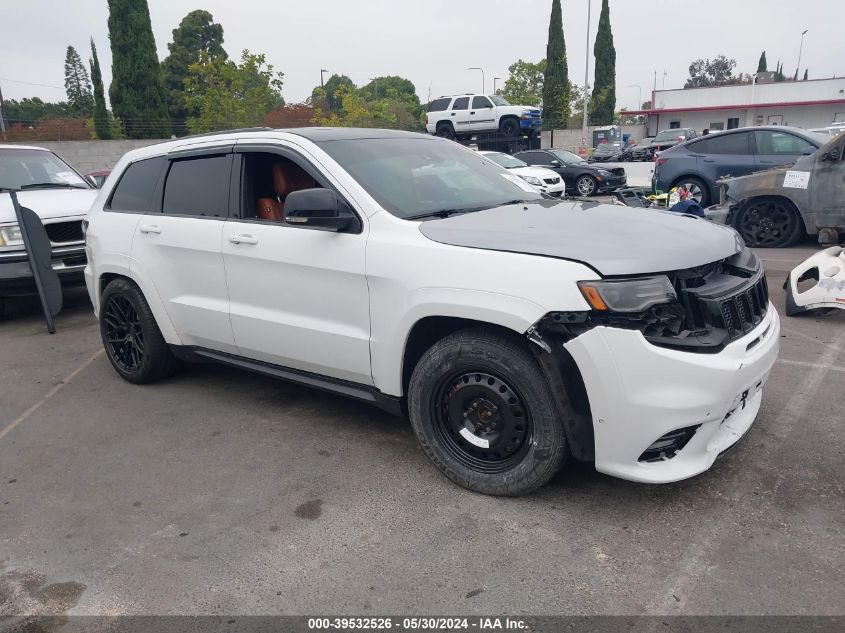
[562,307,779,483]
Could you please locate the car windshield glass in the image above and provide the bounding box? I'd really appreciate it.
[0,149,89,190]
[318,138,542,219]
[655,130,684,142]
[489,95,510,106]
[550,149,586,164]
[483,152,528,169]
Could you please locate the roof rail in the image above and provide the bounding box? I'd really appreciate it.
[176,127,275,140]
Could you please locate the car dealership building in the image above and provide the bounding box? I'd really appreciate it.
[630,76,845,136]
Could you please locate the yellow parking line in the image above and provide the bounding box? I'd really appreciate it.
[0,349,104,442]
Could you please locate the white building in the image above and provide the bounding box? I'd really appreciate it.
[631,77,845,136]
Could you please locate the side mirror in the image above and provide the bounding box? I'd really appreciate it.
[85,175,99,188]
[550,160,562,167]
[284,188,358,232]
[820,147,840,162]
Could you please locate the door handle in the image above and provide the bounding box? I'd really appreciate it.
[229,234,258,245]
[703,159,716,163]
[470,111,476,114]
[451,113,456,116]
[139,224,162,234]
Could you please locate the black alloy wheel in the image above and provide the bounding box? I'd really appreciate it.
[103,294,144,372]
[499,118,520,138]
[736,197,802,247]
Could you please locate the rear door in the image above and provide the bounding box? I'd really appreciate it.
[130,147,237,353]
[468,96,496,132]
[753,130,818,170]
[692,131,755,185]
[449,96,471,135]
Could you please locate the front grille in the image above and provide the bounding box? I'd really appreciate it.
[543,177,560,185]
[45,221,84,244]
[609,168,626,177]
[718,276,769,339]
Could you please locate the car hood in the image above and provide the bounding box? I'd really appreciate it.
[418,199,743,276]
[509,166,560,180]
[0,188,97,223]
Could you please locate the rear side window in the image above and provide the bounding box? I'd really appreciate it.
[754,131,816,156]
[694,132,751,155]
[161,155,231,217]
[107,157,164,212]
[452,97,470,110]
[428,98,451,112]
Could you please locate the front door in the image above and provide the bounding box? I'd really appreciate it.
[130,150,237,353]
[808,138,845,222]
[468,96,496,132]
[221,146,372,385]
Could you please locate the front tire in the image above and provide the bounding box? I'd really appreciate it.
[408,328,567,496]
[499,117,520,138]
[575,175,597,196]
[100,278,179,384]
[734,196,803,247]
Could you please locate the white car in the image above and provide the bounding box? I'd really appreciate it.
[426,94,542,140]
[479,151,566,197]
[1,145,97,298]
[84,128,779,496]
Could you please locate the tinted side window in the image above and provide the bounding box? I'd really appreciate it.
[107,157,164,212]
[472,96,492,109]
[452,97,470,110]
[428,98,451,112]
[754,131,816,155]
[161,155,231,217]
[697,132,751,155]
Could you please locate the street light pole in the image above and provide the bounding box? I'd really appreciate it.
[581,0,591,148]
[796,29,808,79]
[0,80,6,142]
[493,77,502,94]
[320,69,328,88]
[468,67,485,94]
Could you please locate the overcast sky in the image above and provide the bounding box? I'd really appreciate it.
[2,0,844,110]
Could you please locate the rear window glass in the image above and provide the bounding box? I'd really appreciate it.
[161,155,230,217]
[427,98,451,112]
[107,157,164,212]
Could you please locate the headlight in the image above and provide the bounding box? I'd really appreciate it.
[597,169,611,177]
[521,175,543,186]
[578,276,677,312]
[0,223,24,249]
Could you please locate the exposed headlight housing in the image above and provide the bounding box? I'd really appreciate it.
[521,175,543,186]
[0,223,24,249]
[597,169,611,177]
[578,276,677,312]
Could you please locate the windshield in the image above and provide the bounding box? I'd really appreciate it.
[0,148,90,190]
[655,130,686,142]
[489,95,511,106]
[482,152,528,169]
[549,149,586,165]
[318,138,541,219]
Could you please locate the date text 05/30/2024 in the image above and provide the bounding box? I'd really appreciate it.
[308,617,528,630]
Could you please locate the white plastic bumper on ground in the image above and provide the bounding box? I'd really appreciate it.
[564,305,780,483]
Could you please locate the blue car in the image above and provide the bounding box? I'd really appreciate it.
[652,126,829,207]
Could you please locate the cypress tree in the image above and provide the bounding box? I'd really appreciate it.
[589,0,616,125]
[89,39,112,139]
[64,46,94,116]
[108,0,171,138]
[803,69,808,80]
[756,51,767,73]
[542,0,569,129]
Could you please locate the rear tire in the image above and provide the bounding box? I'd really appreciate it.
[671,176,710,207]
[734,196,803,248]
[100,278,179,384]
[435,122,455,140]
[408,328,568,496]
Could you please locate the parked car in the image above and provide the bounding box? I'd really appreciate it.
[651,128,698,153]
[1,145,97,298]
[478,151,566,197]
[705,132,845,247]
[629,137,655,162]
[588,142,624,163]
[85,169,111,188]
[515,148,626,196]
[426,94,542,140]
[653,126,828,207]
[84,128,778,496]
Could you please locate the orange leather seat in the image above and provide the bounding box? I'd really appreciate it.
[256,162,317,221]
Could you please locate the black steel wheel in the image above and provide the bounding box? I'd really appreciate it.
[735,197,803,248]
[99,278,179,384]
[499,117,520,138]
[408,328,568,496]
[436,122,455,140]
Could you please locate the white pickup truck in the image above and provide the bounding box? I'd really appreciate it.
[426,94,542,141]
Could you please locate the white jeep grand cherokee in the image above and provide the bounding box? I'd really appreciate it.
[84,128,779,496]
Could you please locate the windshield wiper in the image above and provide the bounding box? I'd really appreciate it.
[406,206,488,221]
[19,182,87,190]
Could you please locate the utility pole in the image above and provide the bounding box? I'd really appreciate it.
[0,80,6,141]
[320,69,328,88]
[468,67,485,93]
[795,29,808,80]
[581,0,591,148]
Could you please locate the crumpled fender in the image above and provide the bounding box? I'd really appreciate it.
[784,246,845,315]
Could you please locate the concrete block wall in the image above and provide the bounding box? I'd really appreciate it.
[11,139,170,174]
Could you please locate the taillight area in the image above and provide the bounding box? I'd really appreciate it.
[655,157,669,166]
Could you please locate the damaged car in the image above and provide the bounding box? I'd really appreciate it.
[706,132,845,247]
[84,128,779,496]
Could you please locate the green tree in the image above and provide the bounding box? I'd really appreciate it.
[359,76,423,131]
[774,61,786,82]
[161,10,227,135]
[499,59,546,107]
[183,50,284,134]
[685,56,737,88]
[803,69,809,80]
[312,74,355,114]
[757,51,767,73]
[107,0,171,138]
[1,98,72,127]
[64,45,94,116]
[542,0,569,129]
[89,39,112,139]
[568,83,589,129]
[589,0,616,125]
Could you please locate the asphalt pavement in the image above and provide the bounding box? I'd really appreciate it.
[0,244,843,617]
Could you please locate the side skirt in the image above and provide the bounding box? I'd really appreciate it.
[170,345,405,418]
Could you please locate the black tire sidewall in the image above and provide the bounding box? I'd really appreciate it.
[499,118,519,137]
[436,123,455,140]
[408,330,567,496]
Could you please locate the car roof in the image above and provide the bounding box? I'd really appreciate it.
[0,144,51,151]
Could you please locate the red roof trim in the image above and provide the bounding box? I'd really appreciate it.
[626,98,845,116]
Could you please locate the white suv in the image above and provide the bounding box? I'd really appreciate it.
[85,127,779,496]
[426,94,542,140]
